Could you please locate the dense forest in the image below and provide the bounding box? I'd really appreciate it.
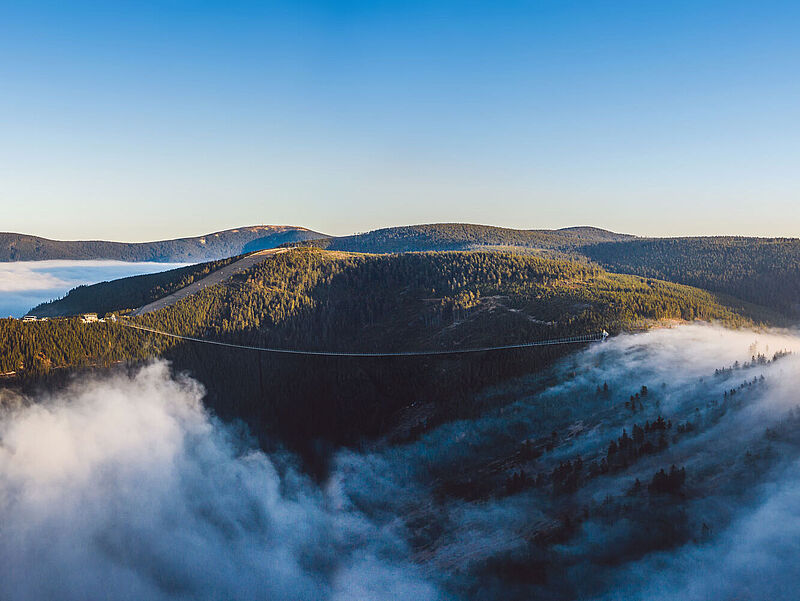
[10,224,800,326]
[2,248,762,458]
[137,249,753,347]
[0,225,323,262]
[287,227,800,323]
[0,318,166,376]
[581,237,800,317]
[296,223,633,254]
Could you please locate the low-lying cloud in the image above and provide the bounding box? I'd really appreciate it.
[2,324,800,600]
[0,260,189,317]
[0,363,442,601]
[603,460,800,601]
[335,324,800,599]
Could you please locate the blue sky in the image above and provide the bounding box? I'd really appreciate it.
[1,1,799,240]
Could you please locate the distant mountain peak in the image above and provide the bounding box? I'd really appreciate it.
[0,226,328,262]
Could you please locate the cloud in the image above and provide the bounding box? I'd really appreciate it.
[614,462,800,601]
[0,362,443,601]
[0,263,68,292]
[3,324,800,600]
[332,324,800,599]
[0,260,189,317]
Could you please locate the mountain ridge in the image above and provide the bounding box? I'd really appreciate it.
[295,223,636,254]
[0,225,326,262]
[0,222,635,262]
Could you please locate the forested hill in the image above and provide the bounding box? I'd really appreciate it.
[298,223,634,254]
[0,225,325,262]
[581,237,800,318]
[10,224,800,324]
[30,256,240,318]
[5,248,758,376]
[290,226,800,320]
[1,248,763,451]
[18,223,800,323]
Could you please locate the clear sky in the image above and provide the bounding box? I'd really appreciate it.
[1,1,799,241]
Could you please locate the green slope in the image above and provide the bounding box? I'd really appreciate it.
[0,247,763,452]
[4,248,757,376]
[137,248,752,348]
[581,237,800,318]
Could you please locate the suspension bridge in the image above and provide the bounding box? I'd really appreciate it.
[119,319,609,357]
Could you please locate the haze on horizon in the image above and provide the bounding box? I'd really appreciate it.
[1,1,799,242]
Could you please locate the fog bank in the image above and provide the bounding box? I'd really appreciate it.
[0,261,189,317]
[3,324,800,600]
[0,363,442,601]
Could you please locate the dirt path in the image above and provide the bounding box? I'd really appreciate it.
[130,248,287,315]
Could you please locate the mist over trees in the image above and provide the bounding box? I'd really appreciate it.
[4,326,798,600]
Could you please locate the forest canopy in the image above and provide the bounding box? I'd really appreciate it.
[4,249,758,376]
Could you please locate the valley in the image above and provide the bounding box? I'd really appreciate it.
[2,224,800,600]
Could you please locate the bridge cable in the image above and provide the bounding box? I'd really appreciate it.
[119,321,608,358]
